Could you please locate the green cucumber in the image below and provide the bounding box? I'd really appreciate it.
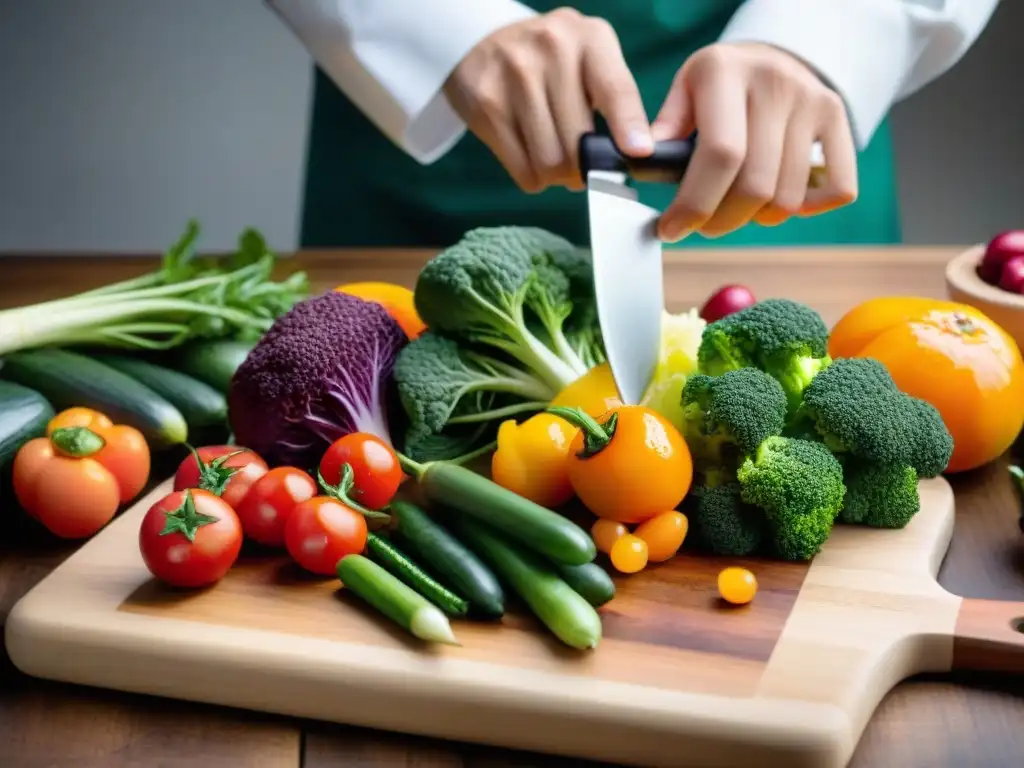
[364,532,468,617]
[401,458,596,566]
[453,517,603,650]
[93,354,227,428]
[336,554,459,645]
[171,340,254,393]
[0,380,54,467]
[554,562,616,607]
[389,500,505,618]
[0,348,188,447]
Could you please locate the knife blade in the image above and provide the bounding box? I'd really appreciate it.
[578,132,826,406]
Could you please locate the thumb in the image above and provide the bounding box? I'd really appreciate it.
[582,34,652,157]
[650,71,695,142]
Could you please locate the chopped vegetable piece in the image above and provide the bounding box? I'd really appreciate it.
[337,554,459,645]
[609,534,648,574]
[364,532,469,616]
[718,567,758,605]
[634,511,689,562]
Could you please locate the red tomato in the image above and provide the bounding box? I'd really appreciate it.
[284,496,367,575]
[234,466,318,547]
[174,445,268,509]
[139,488,243,588]
[318,433,402,510]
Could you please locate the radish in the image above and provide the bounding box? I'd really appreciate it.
[979,230,1024,285]
[999,256,1024,295]
[700,284,756,322]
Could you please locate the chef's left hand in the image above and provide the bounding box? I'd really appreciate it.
[653,42,859,242]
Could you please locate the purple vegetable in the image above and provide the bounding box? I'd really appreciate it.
[228,291,407,468]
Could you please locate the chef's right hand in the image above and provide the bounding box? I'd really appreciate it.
[443,8,652,193]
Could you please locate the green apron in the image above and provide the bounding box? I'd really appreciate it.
[301,0,901,248]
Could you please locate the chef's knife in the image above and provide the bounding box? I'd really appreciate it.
[579,132,826,406]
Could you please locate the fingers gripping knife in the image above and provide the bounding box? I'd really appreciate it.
[578,132,826,405]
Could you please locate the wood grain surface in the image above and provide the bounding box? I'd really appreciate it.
[2,246,1024,768]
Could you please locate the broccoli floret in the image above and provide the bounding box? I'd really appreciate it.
[696,298,831,411]
[798,357,954,475]
[414,227,597,392]
[736,436,846,561]
[681,368,788,469]
[691,481,766,556]
[839,460,920,528]
[393,332,554,458]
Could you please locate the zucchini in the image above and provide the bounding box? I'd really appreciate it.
[171,340,254,393]
[453,517,603,650]
[0,380,54,467]
[389,500,505,618]
[336,554,459,645]
[364,531,469,617]
[554,562,616,607]
[93,354,227,428]
[0,348,188,447]
[402,458,596,566]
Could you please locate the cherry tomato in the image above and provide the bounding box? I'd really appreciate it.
[718,567,758,605]
[591,519,628,554]
[634,511,689,562]
[139,489,243,588]
[319,433,402,510]
[609,534,648,574]
[234,466,318,547]
[174,444,268,509]
[285,496,368,575]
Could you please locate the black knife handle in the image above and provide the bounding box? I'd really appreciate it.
[579,132,695,184]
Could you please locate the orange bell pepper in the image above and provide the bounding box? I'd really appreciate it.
[490,413,576,507]
[13,407,151,538]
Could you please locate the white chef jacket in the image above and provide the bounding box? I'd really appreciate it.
[265,0,1000,165]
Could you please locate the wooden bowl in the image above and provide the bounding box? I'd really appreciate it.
[945,244,1024,346]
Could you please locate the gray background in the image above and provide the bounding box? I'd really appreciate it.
[0,0,1020,254]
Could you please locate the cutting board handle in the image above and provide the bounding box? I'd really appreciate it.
[952,597,1024,672]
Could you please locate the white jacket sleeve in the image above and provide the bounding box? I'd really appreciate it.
[265,0,537,164]
[719,0,999,148]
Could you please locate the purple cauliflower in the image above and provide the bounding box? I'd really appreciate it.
[228,291,407,468]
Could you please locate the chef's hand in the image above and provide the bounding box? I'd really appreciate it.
[653,42,859,242]
[443,8,652,193]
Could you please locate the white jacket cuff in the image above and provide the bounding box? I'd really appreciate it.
[267,0,537,164]
[718,0,998,149]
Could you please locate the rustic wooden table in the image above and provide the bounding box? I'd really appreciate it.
[2,246,1024,768]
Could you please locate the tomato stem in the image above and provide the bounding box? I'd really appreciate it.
[160,490,219,542]
[50,426,106,458]
[187,443,245,496]
[317,465,391,521]
[545,406,617,458]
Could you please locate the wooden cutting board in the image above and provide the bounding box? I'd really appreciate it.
[5,473,1024,768]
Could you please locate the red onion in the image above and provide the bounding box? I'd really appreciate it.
[979,230,1024,285]
[999,255,1024,295]
[700,284,756,323]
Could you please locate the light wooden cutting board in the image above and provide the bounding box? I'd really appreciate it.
[5,474,1024,767]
